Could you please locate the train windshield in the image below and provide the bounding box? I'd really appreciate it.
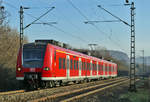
[23,48,45,68]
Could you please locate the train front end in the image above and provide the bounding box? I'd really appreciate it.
[16,43,49,89]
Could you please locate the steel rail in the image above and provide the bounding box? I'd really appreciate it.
[61,79,139,102]
[0,90,25,96]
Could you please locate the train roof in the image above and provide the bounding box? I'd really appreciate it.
[50,44,116,65]
[23,40,116,65]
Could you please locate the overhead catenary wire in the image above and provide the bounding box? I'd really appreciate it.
[90,3,127,51]
[23,6,55,29]
[85,4,128,53]
[66,0,109,38]
[4,1,129,54]
[97,5,130,26]
[66,0,128,53]
[55,7,88,39]
[3,1,89,44]
[89,0,129,53]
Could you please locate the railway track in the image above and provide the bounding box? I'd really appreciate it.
[0,77,128,102]
[29,78,129,102]
[0,90,25,96]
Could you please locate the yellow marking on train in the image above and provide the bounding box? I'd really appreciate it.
[56,50,80,57]
[56,50,66,54]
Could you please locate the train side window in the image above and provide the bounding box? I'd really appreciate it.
[87,63,89,71]
[54,51,56,60]
[107,64,109,73]
[59,57,62,69]
[114,66,115,73]
[86,62,88,70]
[103,63,105,72]
[88,63,89,70]
[80,61,82,70]
[102,63,103,71]
[70,59,73,69]
[90,62,92,71]
[86,63,88,70]
[107,65,108,72]
[89,63,90,71]
[74,60,76,70]
[89,63,91,70]
[82,61,84,70]
[100,63,101,71]
[113,65,114,73]
[83,62,84,70]
[111,65,113,73]
[85,62,86,70]
[77,61,78,70]
[99,64,100,71]
[92,64,94,71]
[84,62,85,70]
[114,66,115,72]
[63,58,65,69]
[109,65,110,73]
[106,64,107,72]
[100,64,101,71]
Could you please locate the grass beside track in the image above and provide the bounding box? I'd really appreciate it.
[119,78,150,102]
[77,77,149,102]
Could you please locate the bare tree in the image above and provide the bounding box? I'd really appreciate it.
[0,0,9,26]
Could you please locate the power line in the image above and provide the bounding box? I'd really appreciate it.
[3,1,89,44]
[66,0,108,37]
[4,1,129,54]
[66,0,128,53]
[67,0,89,21]
[97,5,130,26]
[47,24,89,43]
[55,7,88,39]
[24,6,55,29]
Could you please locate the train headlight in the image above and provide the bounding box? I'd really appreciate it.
[44,67,50,71]
[17,67,21,71]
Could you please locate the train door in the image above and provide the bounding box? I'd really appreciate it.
[79,58,81,78]
[66,55,70,80]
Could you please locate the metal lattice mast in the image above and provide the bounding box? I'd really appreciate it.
[19,6,54,48]
[129,2,136,92]
[19,6,24,48]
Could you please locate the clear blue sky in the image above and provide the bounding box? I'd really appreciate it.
[2,0,150,56]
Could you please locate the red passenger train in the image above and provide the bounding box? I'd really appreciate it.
[16,40,117,89]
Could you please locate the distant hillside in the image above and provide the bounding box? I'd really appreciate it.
[108,50,150,66]
[109,50,129,64]
[136,56,150,66]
